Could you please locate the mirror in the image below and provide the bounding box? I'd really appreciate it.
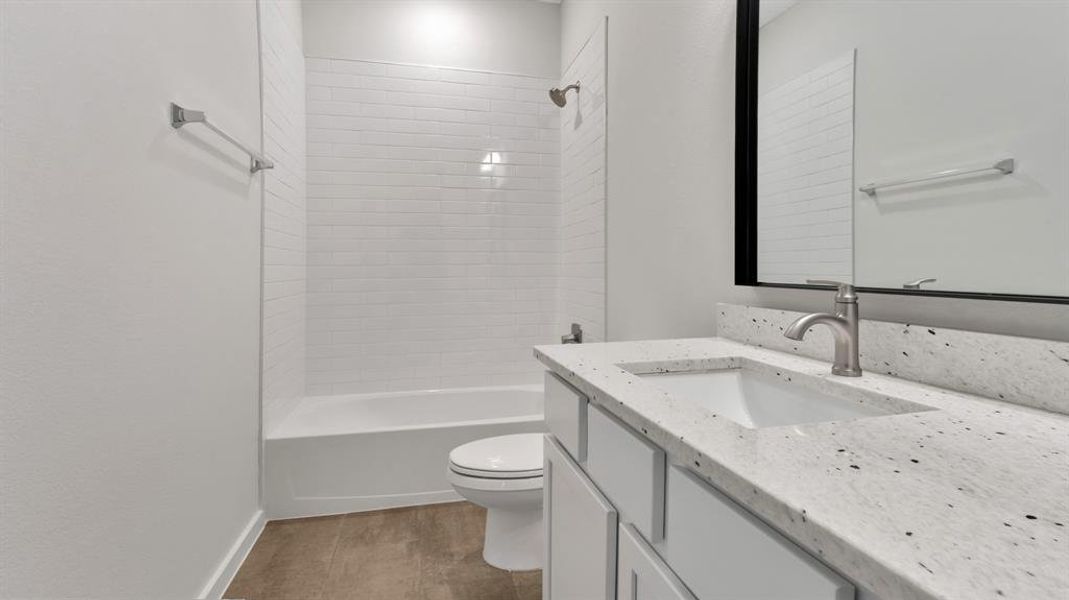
[736,0,1069,302]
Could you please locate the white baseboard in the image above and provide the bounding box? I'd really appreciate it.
[198,509,266,599]
[268,489,463,521]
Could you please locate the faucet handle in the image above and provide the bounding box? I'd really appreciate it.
[561,322,583,344]
[806,279,858,303]
[903,277,937,289]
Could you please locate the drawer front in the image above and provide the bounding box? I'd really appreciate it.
[662,465,854,600]
[586,403,666,542]
[544,435,617,600]
[544,371,588,462]
[618,523,697,600]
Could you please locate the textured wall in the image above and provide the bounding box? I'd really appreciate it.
[0,1,262,596]
[305,58,561,394]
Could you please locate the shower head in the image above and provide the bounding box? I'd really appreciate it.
[548,82,581,107]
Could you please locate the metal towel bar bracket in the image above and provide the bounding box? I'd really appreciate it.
[170,102,274,173]
[859,158,1014,197]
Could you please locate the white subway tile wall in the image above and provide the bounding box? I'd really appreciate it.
[559,20,607,343]
[260,0,307,430]
[305,58,561,394]
[757,51,855,284]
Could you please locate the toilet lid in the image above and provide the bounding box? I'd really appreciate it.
[449,433,543,479]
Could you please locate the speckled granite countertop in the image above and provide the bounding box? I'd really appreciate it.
[534,338,1069,600]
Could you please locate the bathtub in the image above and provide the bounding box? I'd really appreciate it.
[265,385,545,519]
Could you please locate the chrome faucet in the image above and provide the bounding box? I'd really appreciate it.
[783,280,862,377]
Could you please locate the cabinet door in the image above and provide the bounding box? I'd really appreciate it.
[618,523,697,600]
[544,435,617,600]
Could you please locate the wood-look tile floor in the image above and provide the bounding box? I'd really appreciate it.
[225,502,541,600]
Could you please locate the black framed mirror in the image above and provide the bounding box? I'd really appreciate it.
[734,0,1069,304]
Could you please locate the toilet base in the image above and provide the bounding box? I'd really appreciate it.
[482,504,543,571]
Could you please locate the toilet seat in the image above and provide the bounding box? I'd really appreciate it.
[447,468,543,492]
[448,433,544,479]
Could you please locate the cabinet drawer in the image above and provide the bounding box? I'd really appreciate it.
[662,465,854,600]
[618,523,697,600]
[586,403,666,542]
[544,371,588,462]
[544,435,617,600]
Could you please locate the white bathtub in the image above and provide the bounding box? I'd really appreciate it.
[265,385,545,519]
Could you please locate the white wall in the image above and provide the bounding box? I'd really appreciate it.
[303,0,561,78]
[305,58,561,394]
[562,0,738,342]
[260,0,309,432]
[0,1,263,597]
[760,0,1069,297]
[560,0,1069,342]
[559,19,608,342]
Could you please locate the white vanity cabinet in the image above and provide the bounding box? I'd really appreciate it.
[543,435,617,600]
[542,371,857,600]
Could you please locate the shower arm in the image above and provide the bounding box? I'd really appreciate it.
[549,81,581,108]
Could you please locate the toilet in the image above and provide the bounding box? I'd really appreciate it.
[447,433,544,571]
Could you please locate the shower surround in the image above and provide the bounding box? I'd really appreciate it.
[304,58,562,395]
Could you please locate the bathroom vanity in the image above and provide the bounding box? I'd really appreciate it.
[535,328,1069,600]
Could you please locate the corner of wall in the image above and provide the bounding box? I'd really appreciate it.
[260,0,309,430]
[559,17,608,343]
[197,510,266,599]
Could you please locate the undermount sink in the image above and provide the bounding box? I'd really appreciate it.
[637,369,915,429]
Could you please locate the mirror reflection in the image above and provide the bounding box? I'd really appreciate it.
[756,0,1069,297]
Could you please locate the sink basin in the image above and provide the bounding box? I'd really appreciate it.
[637,369,902,429]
